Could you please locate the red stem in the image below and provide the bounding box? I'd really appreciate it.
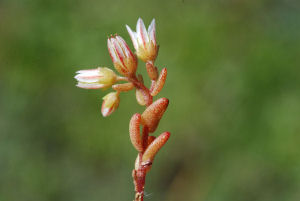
[131,63,161,201]
[135,169,146,201]
[134,126,149,201]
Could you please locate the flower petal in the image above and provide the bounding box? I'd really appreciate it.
[126,25,139,50]
[74,69,102,83]
[76,82,105,89]
[112,37,125,62]
[137,18,149,47]
[107,38,118,63]
[148,19,156,44]
[76,68,99,74]
[116,35,132,58]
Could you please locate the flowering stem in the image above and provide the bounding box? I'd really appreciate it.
[131,81,151,201]
[75,18,170,201]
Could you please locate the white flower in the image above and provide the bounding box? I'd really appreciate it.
[126,18,158,62]
[107,35,137,76]
[75,67,117,89]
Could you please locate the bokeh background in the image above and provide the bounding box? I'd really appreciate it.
[1,0,300,201]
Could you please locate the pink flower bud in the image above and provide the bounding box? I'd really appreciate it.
[107,35,137,77]
[75,67,117,89]
[101,92,120,117]
[126,18,158,62]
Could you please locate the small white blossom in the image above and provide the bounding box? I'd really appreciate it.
[126,18,158,62]
[75,67,117,89]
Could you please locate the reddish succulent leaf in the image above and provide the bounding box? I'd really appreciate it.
[142,132,170,164]
[129,113,143,152]
[149,80,156,93]
[151,68,167,96]
[146,62,158,80]
[141,98,169,133]
[112,82,134,91]
[136,89,147,106]
[130,75,153,106]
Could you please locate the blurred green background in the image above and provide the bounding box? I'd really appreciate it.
[1,0,300,201]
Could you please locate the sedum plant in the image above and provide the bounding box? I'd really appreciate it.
[75,18,170,201]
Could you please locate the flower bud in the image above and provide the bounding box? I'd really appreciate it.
[107,35,137,77]
[126,18,158,62]
[75,67,117,89]
[101,92,120,117]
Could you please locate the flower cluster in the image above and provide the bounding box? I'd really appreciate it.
[75,18,170,201]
